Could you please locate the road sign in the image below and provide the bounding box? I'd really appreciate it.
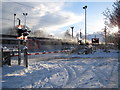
[92,38,99,43]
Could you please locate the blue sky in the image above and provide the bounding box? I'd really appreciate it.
[55,2,114,35]
[1,1,116,38]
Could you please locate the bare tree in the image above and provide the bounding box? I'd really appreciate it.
[103,1,120,29]
[103,1,120,49]
[64,30,72,39]
[76,33,79,41]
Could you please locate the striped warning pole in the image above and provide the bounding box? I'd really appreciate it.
[23,37,28,67]
[13,50,71,57]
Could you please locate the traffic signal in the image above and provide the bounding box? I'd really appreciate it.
[17,30,22,37]
[23,31,31,36]
[16,25,31,37]
[16,25,23,37]
[22,27,31,36]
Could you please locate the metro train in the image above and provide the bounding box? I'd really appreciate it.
[0,34,77,52]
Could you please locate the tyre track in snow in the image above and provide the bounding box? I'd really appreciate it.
[30,60,88,88]
[28,58,118,88]
[91,59,117,86]
[63,65,91,88]
[31,68,62,88]
[63,66,77,85]
[62,59,117,88]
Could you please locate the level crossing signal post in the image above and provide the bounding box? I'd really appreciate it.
[16,25,31,67]
[16,18,21,65]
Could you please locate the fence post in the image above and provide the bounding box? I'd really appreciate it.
[7,52,11,66]
[0,48,3,67]
[24,46,28,68]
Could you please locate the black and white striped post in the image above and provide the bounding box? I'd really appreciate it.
[23,41,28,68]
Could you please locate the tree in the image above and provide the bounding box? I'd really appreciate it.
[103,1,120,30]
[103,1,120,49]
[76,33,79,40]
[64,30,72,39]
[106,33,118,45]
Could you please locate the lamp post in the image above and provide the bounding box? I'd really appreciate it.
[23,13,28,29]
[71,26,74,38]
[83,5,87,45]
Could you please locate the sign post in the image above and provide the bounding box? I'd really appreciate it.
[92,38,99,44]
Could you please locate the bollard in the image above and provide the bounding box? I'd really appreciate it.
[24,46,28,67]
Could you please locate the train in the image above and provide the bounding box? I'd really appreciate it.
[0,34,78,52]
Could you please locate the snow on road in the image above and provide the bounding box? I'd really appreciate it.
[2,50,119,88]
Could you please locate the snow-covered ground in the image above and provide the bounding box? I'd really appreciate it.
[1,50,119,88]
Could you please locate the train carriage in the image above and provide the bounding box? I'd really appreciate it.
[1,34,77,52]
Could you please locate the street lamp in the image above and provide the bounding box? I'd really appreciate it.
[23,13,28,29]
[83,5,87,45]
[71,26,74,38]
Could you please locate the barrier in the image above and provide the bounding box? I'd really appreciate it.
[1,49,71,67]
[13,50,70,57]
